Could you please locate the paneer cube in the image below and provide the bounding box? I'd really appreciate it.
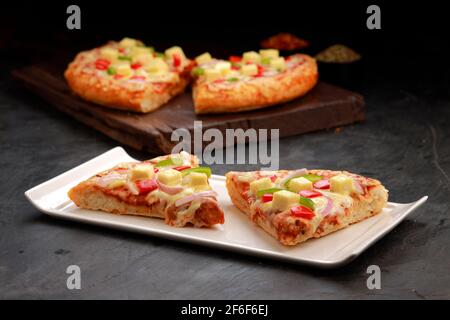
[195,52,212,65]
[215,61,231,75]
[100,48,118,62]
[130,164,154,181]
[204,68,222,82]
[270,57,286,71]
[119,37,137,48]
[288,177,313,193]
[330,174,354,195]
[131,46,153,57]
[157,169,182,186]
[259,49,279,59]
[165,46,186,60]
[249,177,274,195]
[145,58,169,74]
[132,54,154,65]
[272,190,301,212]
[242,51,261,64]
[185,172,209,189]
[115,64,133,77]
[240,64,258,76]
[107,179,126,189]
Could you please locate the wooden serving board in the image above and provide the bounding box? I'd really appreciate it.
[13,64,365,154]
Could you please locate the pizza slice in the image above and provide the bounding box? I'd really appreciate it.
[226,169,388,245]
[65,37,193,113]
[191,49,318,114]
[68,152,224,228]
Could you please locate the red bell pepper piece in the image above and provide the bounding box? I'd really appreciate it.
[262,194,273,203]
[256,65,265,77]
[314,179,330,190]
[229,56,242,63]
[290,205,315,219]
[299,190,323,198]
[153,168,159,173]
[131,63,142,69]
[174,165,191,171]
[95,59,110,70]
[269,175,277,183]
[173,54,181,67]
[136,179,158,194]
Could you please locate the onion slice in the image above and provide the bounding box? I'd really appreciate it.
[320,197,334,217]
[278,168,308,187]
[353,180,364,195]
[175,191,217,207]
[156,180,183,195]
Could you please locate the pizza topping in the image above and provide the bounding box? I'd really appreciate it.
[279,168,308,187]
[215,61,232,76]
[287,177,313,193]
[229,56,242,63]
[272,190,300,212]
[260,49,279,60]
[195,52,212,65]
[155,157,184,168]
[250,177,275,196]
[205,68,222,82]
[157,168,182,186]
[96,173,127,188]
[330,174,354,195]
[270,57,286,72]
[319,197,334,216]
[255,187,283,197]
[130,63,142,70]
[314,179,331,190]
[100,48,118,61]
[261,194,273,203]
[173,165,191,171]
[156,179,183,195]
[192,67,205,76]
[118,55,133,62]
[242,51,261,64]
[130,164,154,181]
[174,190,217,207]
[299,196,315,210]
[95,59,110,70]
[115,64,133,77]
[301,174,323,183]
[240,64,258,76]
[107,179,126,189]
[299,190,323,198]
[290,205,315,220]
[183,172,211,191]
[119,37,138,48]
[181,166,212,178]
[136,178,158,194]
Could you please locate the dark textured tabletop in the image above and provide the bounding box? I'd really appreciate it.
[1,13,450,298]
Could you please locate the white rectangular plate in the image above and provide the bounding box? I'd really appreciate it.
[25,147,428,268]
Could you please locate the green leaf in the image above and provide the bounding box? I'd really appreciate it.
[256,188,283,198]
[299,197,315,210]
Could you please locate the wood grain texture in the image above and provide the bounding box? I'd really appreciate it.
[12,64,365,154]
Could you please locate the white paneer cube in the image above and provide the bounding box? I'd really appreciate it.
[240,64,258,76]
[288,177,313,193]
[115,64,133,77]
[249,177,274,195]
[195,52,212,65]
[119,37,137,48]
[204,68,222,82]
[145,58,169,74]
[185,172,209,189]
[215,61,231,75]
[330,174,354,195]
[157,169,182,186]
[131,46,152,57]
[100,48,118,61]
[165,46,186,60]
[130,164,154,181]
[107,179,126,189]
[259,49,279,59]
[242,51,261,64]
[272,190,301,212]
[270,57,286,71]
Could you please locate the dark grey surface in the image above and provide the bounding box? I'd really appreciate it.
[1,63,450,299]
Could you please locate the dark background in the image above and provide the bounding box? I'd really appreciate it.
[1,1,449,299]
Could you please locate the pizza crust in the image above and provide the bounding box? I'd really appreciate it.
[226,171,388,246]
[193,54,318,114]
